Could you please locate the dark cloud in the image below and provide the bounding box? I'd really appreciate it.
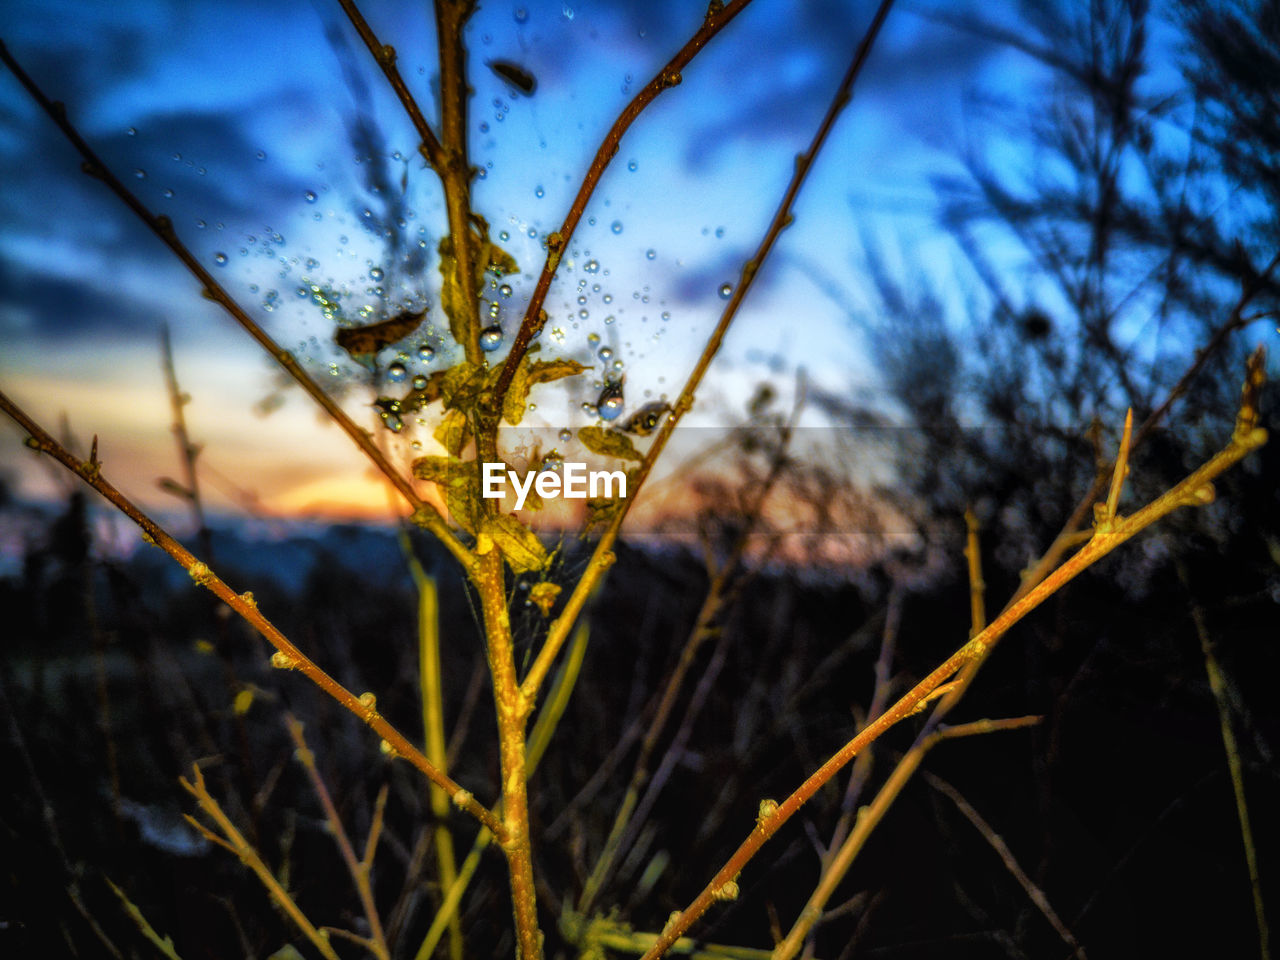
[0,257,164,341]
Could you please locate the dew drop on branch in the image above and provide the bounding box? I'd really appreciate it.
[597,378,624,421]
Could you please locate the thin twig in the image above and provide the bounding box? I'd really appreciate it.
[922,769,1086,960]
[643,358,1267,958]
[285,715,390,960]
[492,0,757,404]
[964,508,987,637]
[334,0,447,172]
[105,878,184,960]
[821,584,904,877]
[182,764,341,960]
[521,0,884,704]
[772,351,1271,958]
[0,388,503,836]
[1013,249,1279,604]
[0,40,475,571]
[578,387,804,916]
[1184,578,1271,960]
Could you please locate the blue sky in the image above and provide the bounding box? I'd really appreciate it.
[0,1,1113,522]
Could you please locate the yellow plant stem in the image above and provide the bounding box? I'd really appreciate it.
[415,621,591,960]
[474,547,542,960]
[433,0,482,363]
[181,764,341,960]
[402,536,464,960]
[964,507,987,635]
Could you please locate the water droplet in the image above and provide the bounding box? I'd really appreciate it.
[715,227,725,239]
[598,346,613,361]
[587,332,601,345]
[584,259,599,274]
[126,127,137,136]
[134,169,146,179]
[162,188,174,198]
[597,378,625,421]
[479,325,504,351]
[214,252,228,265]
[646,249,656,260]
[387,362,408,382]
[196,220,206,229]
[562,4,574,20]
[662,311,671,321]
[499,283,513,297]
[627,159,638,172]
[541,450,563,472]
[604,314,616,325]
[418,343,436,362]
[535,185,545,198]
[305,190,317,203]
[558,427,572,442]
[514,7,528,23]
[718,282,733,300]
[500,230,510,241]
[612,359,624,372]
[256,150,267,161]
[412,374,428,390]
[369,266,384,281]
[261,290,280,312]
[610,220,623,234]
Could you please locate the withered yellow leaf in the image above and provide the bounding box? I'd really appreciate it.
[579,425,643,462]
[482,512,548,574]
